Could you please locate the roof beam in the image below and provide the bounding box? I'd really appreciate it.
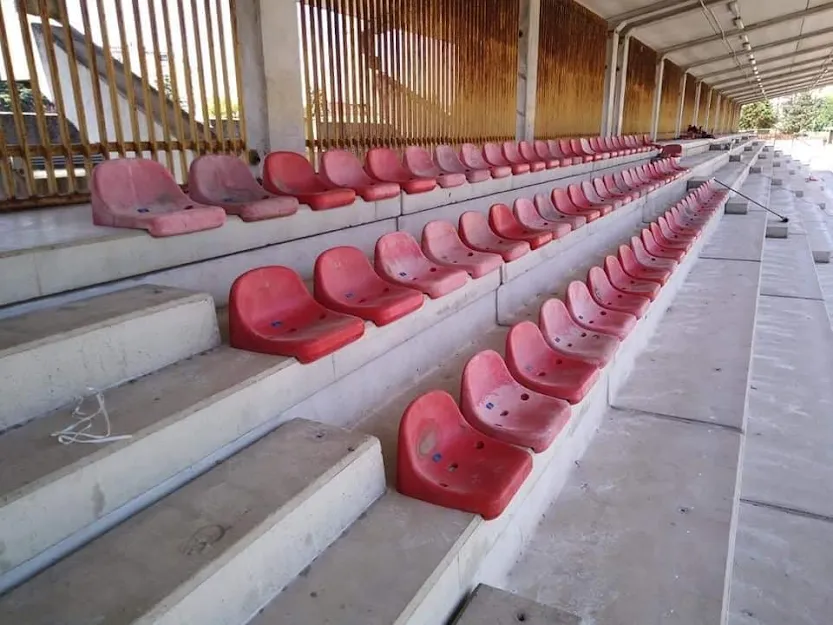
[619,0,725,35]
[697,43,833,81]
[738,79,833,103]
[662,2,833,56]
[713,60,832,91]
[727,73,832,98]
[609,0,723,31]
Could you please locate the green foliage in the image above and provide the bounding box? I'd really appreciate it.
[738,101,777,130]
[779,93,823,134]
[0,81,39,113]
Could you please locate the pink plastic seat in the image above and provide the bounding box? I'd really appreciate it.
[461,143,511,178]
[568,184,614,215]
[90,158,226,236]
[505,321,601,404]
[587,266,651,319]
[188,154,298,222]
[618,244,671,286]
[404,146,466,188]
[666,210,704,236]
[546,140,580,166]
[397,390,532,520]
[513,198,572,238]
[566,281,637,340]
[650,221,692,252]
[581,179,622,210]
[640,229,685,262]
[534,193,586,230]
[631,236,678,271]
[435,145,491,183]
[314,246,424,326]
[262,151,356,210]
[422,220,503,278]
[375,231,468,298]
[320,150,401,201]
[459,211,531,261]
[551,187,601,222]
[366,147,437,194]
[603,255,661,301]
[603,174,639,202]
[461,350,570,453]
[525,141,559,168]
[489,203,553,249]
[538,298,620,367]
[229,266,365,363]
[504,141,545,172]
[484,142,530,175]
[589,137,614,158]
[563,139,594,163]
[578,137,608,161]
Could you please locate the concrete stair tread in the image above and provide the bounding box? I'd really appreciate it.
[0,419,384,625]
[452,585,581,624]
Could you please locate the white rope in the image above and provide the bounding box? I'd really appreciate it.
[51,388,133,445]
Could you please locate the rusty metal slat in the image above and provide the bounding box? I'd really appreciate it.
[202,0,226,148]
[214,0,237,148]
[228,0,247,153]
[189,0,215,152]
[114,0,144,157]
[94,0,128,157]
[147,0,175,171]
[131,0,159,162]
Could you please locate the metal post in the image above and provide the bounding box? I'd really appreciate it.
[515,0,541,141]
[675,72,687,137]
[649,57,666,141]
[600,29,620,136]
[613,34,631,135]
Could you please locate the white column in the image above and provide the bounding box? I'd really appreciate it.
[692,80,702,126]
[600,30,620,136]
[649,58,666,141]
[703,89,713,129]
[612,34,631,135]
[674,72,687,137]
[516,0,542,141]
[714,94,722,133]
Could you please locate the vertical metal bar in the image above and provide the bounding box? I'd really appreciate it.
[189,0,214,152]
[299,0,316,157]
[307,0,324,158]
[359,0,373,155]
[114,0,143,156]
[147,0,174,171]
[161,0,189,173]
[202,0,226,149]
[78,1,109,157]
[0,1,36,195]
[0,123,13,200]
[330,0,346,149]
[229,0,247,151]
[131,0,159,161]
[323,0,338,147]
[15,0,58,193]
[215,0,237,150]
[96,0,128,157]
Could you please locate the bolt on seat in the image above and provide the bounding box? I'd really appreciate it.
[375,232,468,299]
[458,211,531,261]
[262,151,356,210]
[538,298,620,367]
[320,149,401,201]
[366,147,437,194]
[421,220,503,278]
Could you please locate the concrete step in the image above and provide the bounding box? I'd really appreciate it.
[0,419,385,625]
[452,585,581,625]
[0,285,219,429]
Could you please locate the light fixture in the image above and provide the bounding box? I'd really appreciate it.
[734,17,745,29]
[743,42,752,51]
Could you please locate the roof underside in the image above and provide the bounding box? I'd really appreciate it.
[575,0,833,104]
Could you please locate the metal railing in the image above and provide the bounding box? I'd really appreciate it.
[0,0,246,211]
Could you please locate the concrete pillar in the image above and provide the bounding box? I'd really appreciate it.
[516,0,542,141]
[649,58,666,141]
[675,72,687,137]
[714,94,722,133]
[260,0,306,154]
[612,35,631,135]
[600,30,620,136]
[692,80,702,126]
[236,0,269,162]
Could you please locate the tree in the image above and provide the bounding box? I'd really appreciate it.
[738,101,777,130]
[0,81,39,113]
[779,93,822,134]
[814,95,833,131]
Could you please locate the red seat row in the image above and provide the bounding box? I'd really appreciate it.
[396,179,727,520]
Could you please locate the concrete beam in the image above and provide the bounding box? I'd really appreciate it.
[698,44,833,82]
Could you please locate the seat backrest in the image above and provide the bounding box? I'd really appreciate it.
[551,187,575,211]
[547,139,565,158]
[559,139,575,157]
[460,349,517,411]
[539,297,580,341]
[461,143,489,170]
[320,149,374,187]
[366,147,408,181]
[403,146,438,178]
[375,231,431,277]
[262,151,323,194]
[189,154,265,204]
[459,210,499,245]
[587,265,617,300]
[91,158,184,210]
[506,321,550,364]
[581,180,601,202]
[229,265,315,330]
[604,254,630,284]
[434,145,466,174]
[489,203,519,234]
[314,245,380,301]
[566,280,601,320]
[483,142,506,166]
[593,177,609,198]
[618,244,643,274]
[568,184,588,206]
[513,197,540,223]
[534,140,552,160]
[422,220,468,254]
[580,138,595,154]
[397,389,465,480]
[502,141,524,163]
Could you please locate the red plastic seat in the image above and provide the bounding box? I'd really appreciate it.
[568,184,614,215]
[504,141,545,172]
[188,154,299,222]
[229,266,364,363]
[565,281,636,340]
[484,142,529,175]
[593,177,629,205]
[618,244,671,286]
[538,298,619,367]
[614,170,646,197]
[461,143,511,178]
[513,198,572,238]
[489,203,553,249]
[505,321,601,404]
[582,179,622,210]
[587,266,651,318]
[90,158,226,237]
[551,187,601,222]
[459,211,530,261]
[604,174,639,201]
[579,137,608,160]
[640,229,685,262]
[611,136,633,155]
[320,150,401,201]
[589,137,614,158]
[650,221,692,252]
[603,255,661,301]
[631,236,678,271]
[460,350,570,453]
[560,139,593,164]
[534,193,586,230]
[421,220,503,278]
[547,140,581,166]
[396,389,532,520]
[435,145,491,183]
[524,141,559,168]
[314,246,424,326]
[667,209,705,234]
[262,151,356,210]
[404,146,466,189]
[375,231,468,298]
[366,147,437,194]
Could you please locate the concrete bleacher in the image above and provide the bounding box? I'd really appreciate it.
[0,139,762,623]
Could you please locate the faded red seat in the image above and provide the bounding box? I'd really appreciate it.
[314,246,424,326]
[582,179,622,210]
[459,211,530,261]
[524,141,559,168]
[514,198,572,238]
[375,231,468,298]
[461,143,511,178]
[603,255,661,301]
[650,221,692,252]
[614,170,647,197]
[504,141,545,172]
[396,389,532,520]
[461,350,570,453]
[320,150,401,201]
[611,136,633,155]
[538,298,619,367]
[587,266,651,319]
[593,177,631,205]
[667,208,705,234]
[229,266,364,363]
[603,174,639,202]
[566,281,636,340]
[640,229,685,262]
[422,220,503,278]
[189,154,298,222]
[435,145,491,183]
[589,136,614,158]
[546,140,579,166]
[489,203,553,249]
[366,147,437,194]
[564,139,595,163]
[552,187,601,222]
[262,151,356,211]
[578,137,607,160]
[505,321,600,404]
[534,193,586,230]
[484,142,530,175]
[568,184,614,215]
[630,236,678,271]
[618,244,671,286]
[90,158,226,236]
[404,146,466,188]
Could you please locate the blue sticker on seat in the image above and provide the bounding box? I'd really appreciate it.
[271,320,282,327]
[345,292,354,298]
[432,453,442,462]
[137,207,149,213]
[399,271,407,277]
[485,402,494,409]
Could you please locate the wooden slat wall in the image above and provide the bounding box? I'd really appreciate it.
[535,0,607,138]
[622,38,656,135]
[681,75,697,130]
[657,61,683,139]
